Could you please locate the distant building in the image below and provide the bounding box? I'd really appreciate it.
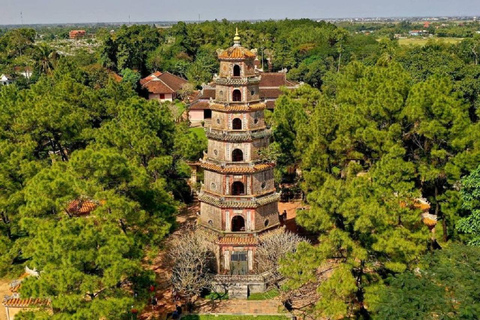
[69,30,86,40]
[0,74,13,86]
[13,66,32,79]
[2,270,51,320]
[3,297,51,320]
[188,72,299,124]
[259,72,299,110]
[409,30,428,36]
[140,71,188,102]
[189,84,216,123]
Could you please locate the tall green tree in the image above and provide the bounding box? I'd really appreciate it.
[370,244,480,319]
[457,165,480,245]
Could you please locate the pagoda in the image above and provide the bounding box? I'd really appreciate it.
[197,29,280,297]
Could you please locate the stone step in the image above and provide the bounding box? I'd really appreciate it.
[228,284,249,299]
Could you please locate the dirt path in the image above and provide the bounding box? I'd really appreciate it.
[197,298,285,315]
[139,204,199,320]
[0,279,11,320]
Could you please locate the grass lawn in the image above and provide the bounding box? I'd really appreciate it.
[189,127,207,142]
[247,289,280,301]
[182,316,290,320]
[398,37,463,46]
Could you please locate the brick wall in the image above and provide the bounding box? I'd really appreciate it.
[255,202,279,230]
[200,202,222,229]
[204,170,225,194]
[252,169,274,195]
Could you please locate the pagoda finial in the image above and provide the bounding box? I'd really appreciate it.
[233,27,241,46]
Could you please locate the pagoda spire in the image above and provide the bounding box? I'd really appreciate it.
[233,27,241,47]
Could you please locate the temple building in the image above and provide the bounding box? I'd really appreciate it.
[197,30,280,298]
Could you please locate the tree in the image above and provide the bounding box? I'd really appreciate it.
[177,82,195,101]
[19,218,141,320]
[403,76,478,241]
[119,68,140,90]
[371,244,480,319]
[32,43,58,75]
[278,62,433,318]
[256,229,305,282]
[168,231,215,303]
[457,165,480,245]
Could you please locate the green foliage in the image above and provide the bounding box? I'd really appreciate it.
[119,68,141,90]
[0,56,198,318]
[19,218,139,319]
[99,25,162,74]
[279,59,480,318]
[457,165,480,245]
[371,244,480,319]
[182,316,290,320]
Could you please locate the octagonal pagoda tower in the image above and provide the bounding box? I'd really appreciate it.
[198,30,280,290]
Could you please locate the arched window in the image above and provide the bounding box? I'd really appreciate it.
[232,89,241,102]
[232,118,242,130]
[232,149,243,162]
[231,181,245,195]
[233,65,241,77]
[231,216,245,232]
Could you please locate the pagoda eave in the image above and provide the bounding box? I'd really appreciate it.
[198,192,280,209]
[209,102,267,112]
[200,162,275,174]
[205,128,272,142]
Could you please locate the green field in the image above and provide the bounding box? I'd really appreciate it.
[182,316,290,320]
[189,126,207,144]
[398,37,463,46]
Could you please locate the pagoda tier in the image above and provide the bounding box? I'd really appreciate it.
[199,192,279,210]
[205,127,272,142]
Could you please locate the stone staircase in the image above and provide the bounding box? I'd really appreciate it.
[228,284,249,299]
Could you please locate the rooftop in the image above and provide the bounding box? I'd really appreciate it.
[3,297,51,308]
[218,28,256,60]
[140,71,188,94]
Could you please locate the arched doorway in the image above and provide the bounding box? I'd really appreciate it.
[231,215,245,231]
[232,118,242,130]
[231,181,245,195]
[232,89,241,102]
[232,149,243,162]
[233,65,241,77]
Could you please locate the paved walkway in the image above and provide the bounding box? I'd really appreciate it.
[197,298,285,315]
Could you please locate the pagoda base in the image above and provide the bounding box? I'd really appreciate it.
[212,272,272,299]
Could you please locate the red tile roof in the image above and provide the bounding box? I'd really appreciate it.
[189,101,210,110]
[259,73,288,87]
[141,72,188,94]
[67,199,98,216]
[3,298,51,308]
[265,100,275,109]
[158,72,188,91]
[201,162,274,174]
[199,88,216,99]
[217,236,258,245]
[143,80,175,94]
[218,46,256,60]
[260,88,283,99]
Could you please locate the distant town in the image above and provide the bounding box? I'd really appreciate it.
[0,15,479,28]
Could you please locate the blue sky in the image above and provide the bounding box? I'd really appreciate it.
[0,0,478,25]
